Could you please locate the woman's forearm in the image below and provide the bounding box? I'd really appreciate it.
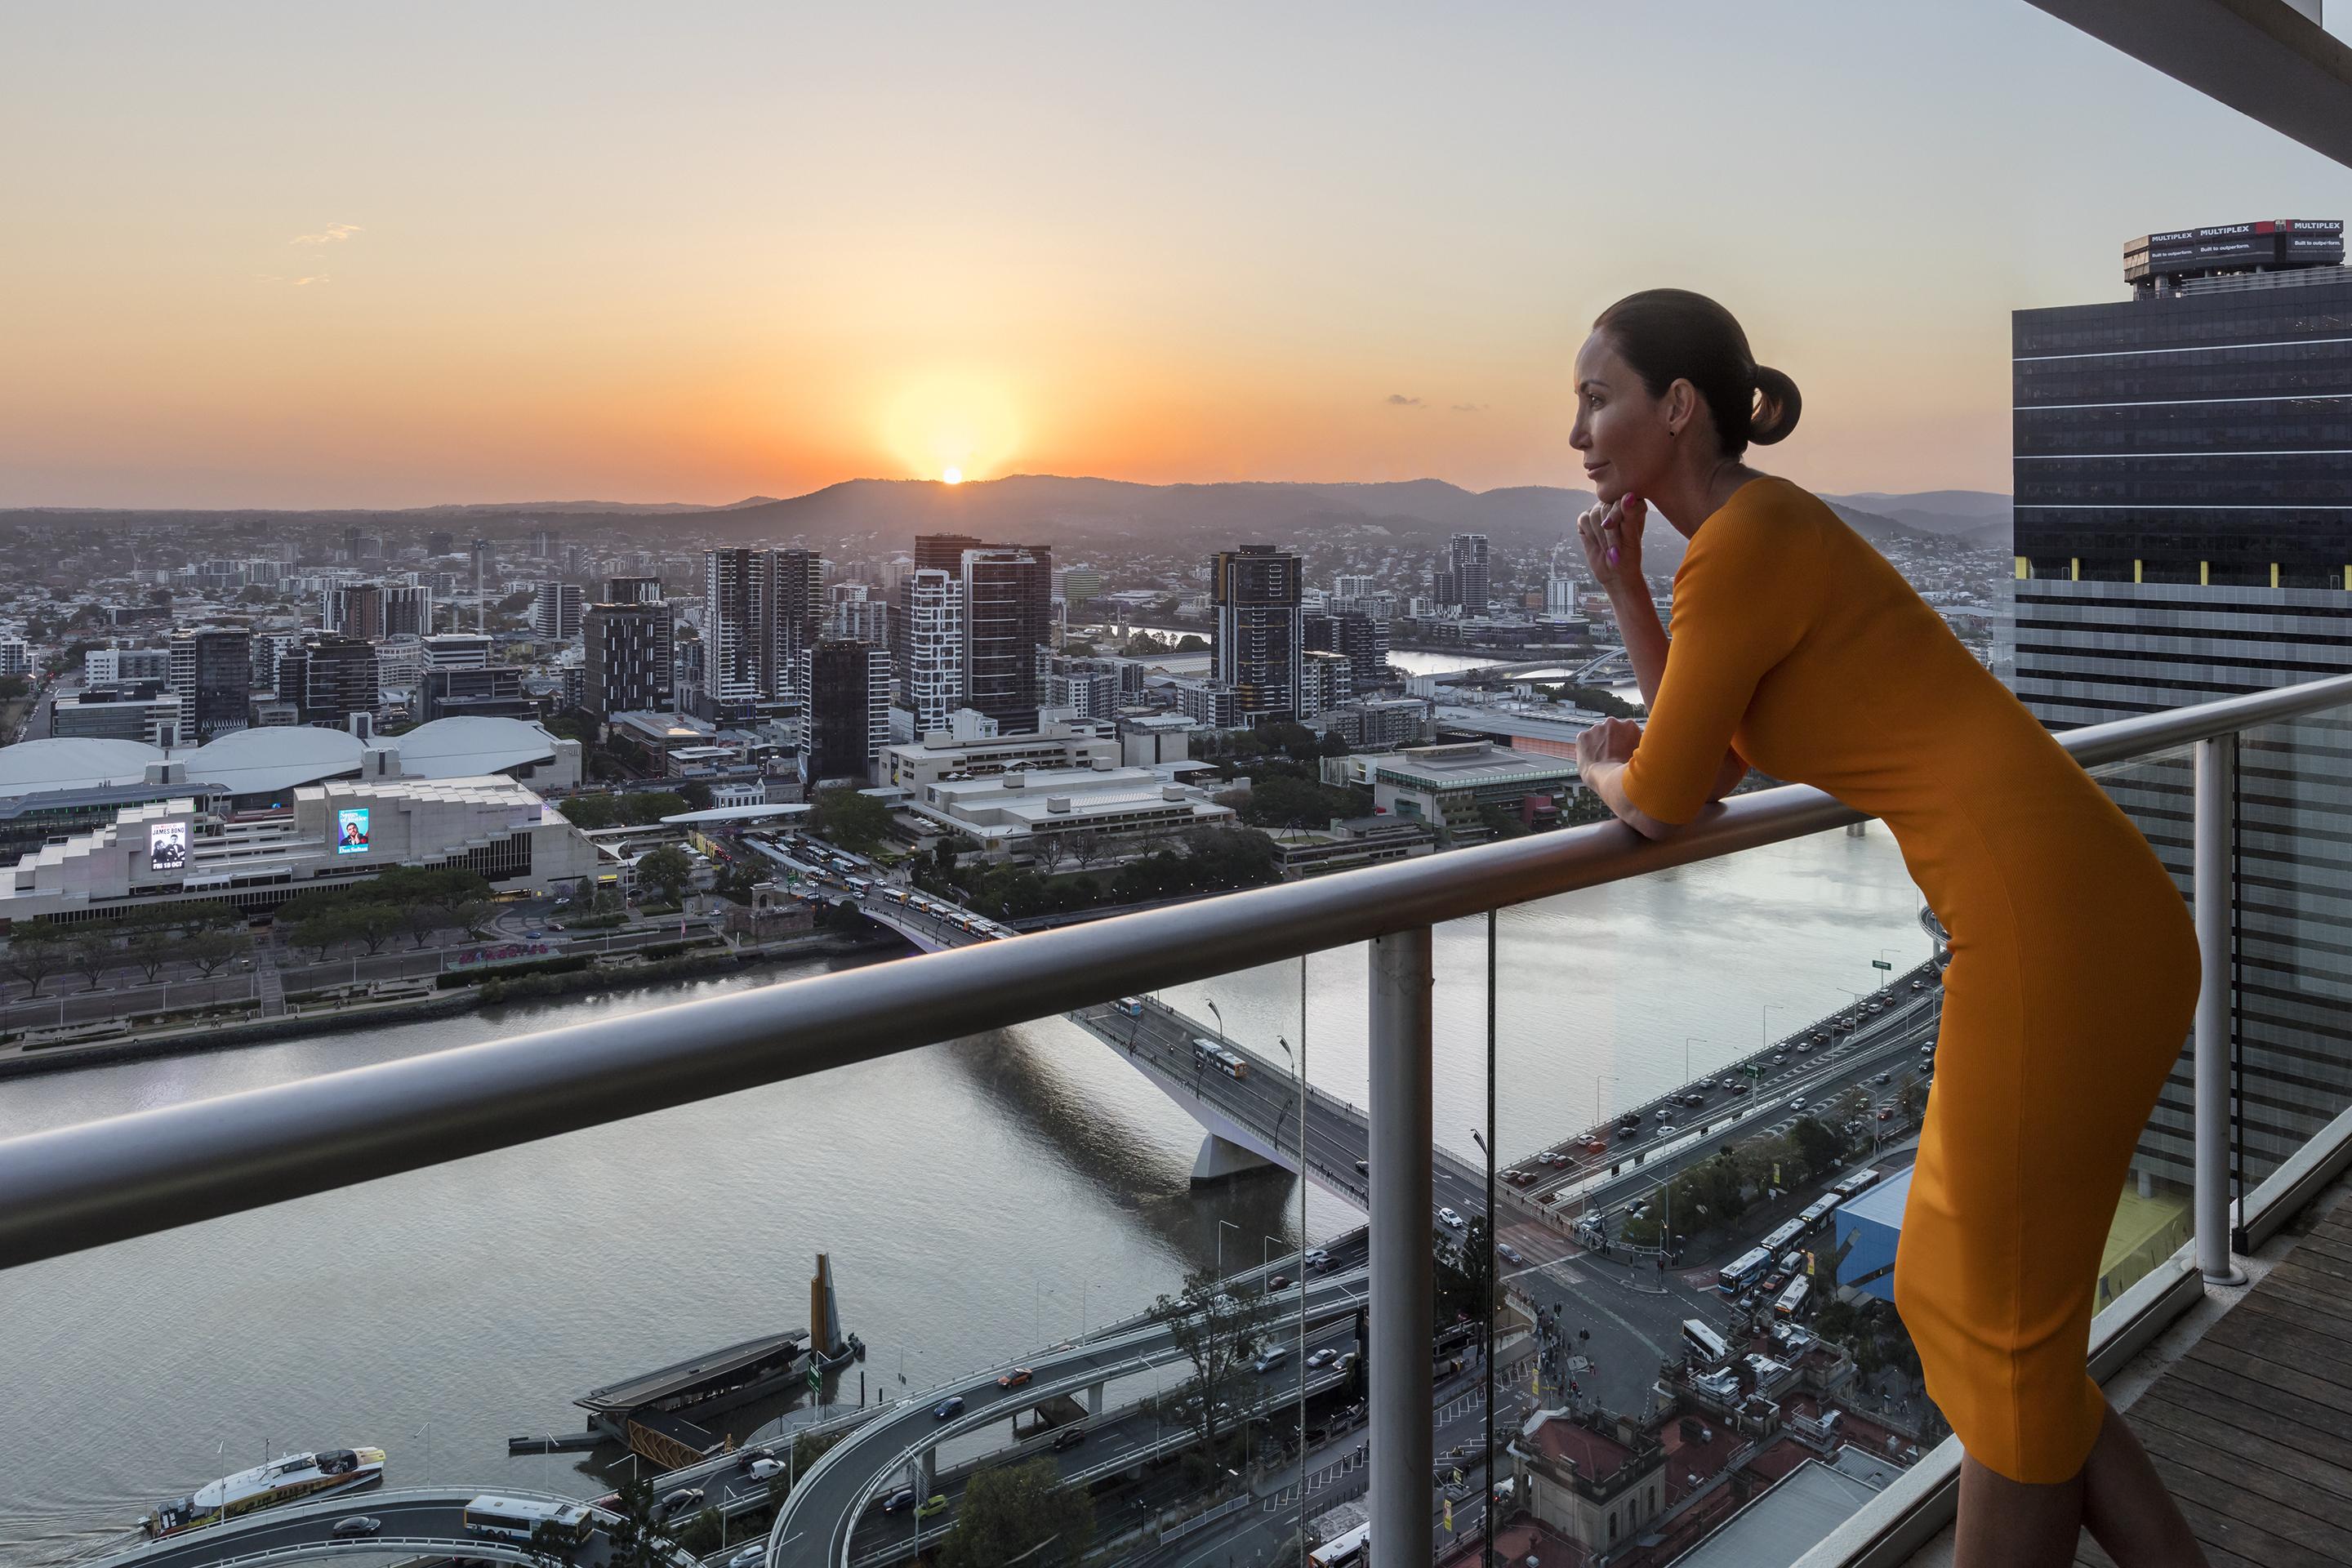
[1583,758,1676,842]
[1613,586,1668,710]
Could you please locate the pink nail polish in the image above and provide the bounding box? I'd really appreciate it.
[1607,547,1620,567]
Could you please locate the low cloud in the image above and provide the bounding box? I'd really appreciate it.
[292,223,362,246]
[1385,394,1423,407]
[256,274,331,286]
[1451,402,1488,413]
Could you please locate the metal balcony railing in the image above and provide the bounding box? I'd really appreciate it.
[6,672,2352,1568]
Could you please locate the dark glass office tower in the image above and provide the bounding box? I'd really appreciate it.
[2012,219,2351,1192]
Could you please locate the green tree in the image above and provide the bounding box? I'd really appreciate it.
[624,791,688,824]
[1145,1267,1273,1477]
[349,904,402,956]
[678,779,715,811]
[180,928,251,979]
[1788,1115,1848,1180]
[1174,633,1210,653]
[813,786,893,854]
[600,1477,672,1568]
[453,900,500,941]
[939,1457,1094,1568]
[1239,775,1352,831]
[0,674,28,701]
[291,911,351,963]
[639,845,694,905]
[559,794,619,829]
[6,925,66,997]
[127,929,176,982]
[69,932,118,991]
[399,902,447,949]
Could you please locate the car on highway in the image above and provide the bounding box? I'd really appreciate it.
[657,1487,705,1517]
[1657,1125,1679,1137]
[1913,978,1927,990]
[1726,1080,1751,1095]
[1503,1168,1533,1185]
[1304,1247,1329,1266]
[1497,1242,1524,1266]
[1654,1107,1673,1120]
[881,1488,917,1513]
[735,1447,777,1472]
[933,1395,965,1419]
[1879,1107,1897,1120]
[1254,1344,1290,1373]
[1875,1071,1893,1085]
[742,1458,783,1481]
[1355,1158,1370,1175]
[1679,1090,1707,1107]
[998,1367,1034,1388]
[726,1545,766,1568]
[1051,1423,1089,1450]
[524,927,544,938]
[916,1494,949,1519]
[1267,1274,1290,1290]
[1306,1348,1337,1369]
[1772,1051,1788,1064]
[1794,1041,1813,1054]
[1788,1096,1807,1110]
[1437,1206,1465,1229]
[329,1517,382,1539]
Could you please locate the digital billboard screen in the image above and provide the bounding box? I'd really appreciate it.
[149,822,188,874]
[336,808,371,855]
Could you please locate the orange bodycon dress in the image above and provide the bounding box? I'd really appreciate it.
[1619,476,2198,1484]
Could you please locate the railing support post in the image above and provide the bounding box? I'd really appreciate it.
[2194,733,2247,1285]
[1368,926,1434,1568]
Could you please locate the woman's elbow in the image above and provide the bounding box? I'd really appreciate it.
[1630,810,1684,842]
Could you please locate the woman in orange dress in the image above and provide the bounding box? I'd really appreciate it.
[1567,290,2207,1567]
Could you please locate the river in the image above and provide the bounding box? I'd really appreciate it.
[0,722,1926,1562]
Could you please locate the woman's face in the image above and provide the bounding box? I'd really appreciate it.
[1569,331,1677,506]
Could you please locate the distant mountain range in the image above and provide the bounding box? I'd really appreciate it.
[1,476,2012,557]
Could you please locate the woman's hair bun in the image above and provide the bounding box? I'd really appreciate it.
[1748,364,1802,446]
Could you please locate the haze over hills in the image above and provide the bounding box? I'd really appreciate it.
[0,476,2013,558]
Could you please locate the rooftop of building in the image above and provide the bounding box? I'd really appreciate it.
[1372,740,1579,787]
[1668,1451,1897,1568]
[1521,1406,1648,1482]
[0,716,566,800]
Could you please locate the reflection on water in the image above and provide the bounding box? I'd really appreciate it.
[0,824,1922,1559]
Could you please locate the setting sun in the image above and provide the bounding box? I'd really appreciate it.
[942,467,963,484]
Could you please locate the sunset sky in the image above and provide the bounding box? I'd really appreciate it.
[5,2,2349,510]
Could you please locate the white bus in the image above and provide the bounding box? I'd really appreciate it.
[1773,1276,1811,1320]
[1760,1219,1806,1254]
[462,1496,595,1545]
[1797,1195,1842,1232]
[1833,1169,1880,1200]
[1309,1523,1370,1567]
[1717,1247,1772,1296]
[1682,1318,1730,1365]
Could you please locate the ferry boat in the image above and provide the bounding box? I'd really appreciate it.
[141,1446,387,1537]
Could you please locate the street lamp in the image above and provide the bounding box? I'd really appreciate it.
[1274,1037,1299,1145]
[1469,1124,1497,1566]
[1836,987,1867,1031]
[1216,1218,1239,1281]
[1205,998,1226,1046]
[1683,1036,1706,1085]
[1762,1003,1782,1050]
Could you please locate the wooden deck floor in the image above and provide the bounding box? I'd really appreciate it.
[2078,1197,2352,1568]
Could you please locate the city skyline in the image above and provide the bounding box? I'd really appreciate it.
[7,2,2350,510]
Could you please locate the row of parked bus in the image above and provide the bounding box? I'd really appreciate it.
[871,885,1017,941]
[1716,1167,1880,1301]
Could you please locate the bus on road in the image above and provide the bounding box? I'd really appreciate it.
[1717,1247,1771,1296]
[1760,1219,1806,1254]
[463,1496,595,1546]
[1774,1277,1811,1320]
[1682,1318,1730,1365]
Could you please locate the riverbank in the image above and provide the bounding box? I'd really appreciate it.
[0,928,905,1081]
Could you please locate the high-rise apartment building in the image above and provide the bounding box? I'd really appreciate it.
[532,580,586,641]
[531,527,560,559]
[325,581,386,639]
[167,627,252,742]
[807,639,893,785]
[583,600,675,719]
[703,548,768,706]
[384,581,434,637]
[604,575,663,604]
[1450,532,1491,613]
[767,547,825,702]
[1305,609,1390,696]
[1211,544,1304,724]
[2012,218,2350,1191]
[900,568,965,733]
[960,546,1053,733]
